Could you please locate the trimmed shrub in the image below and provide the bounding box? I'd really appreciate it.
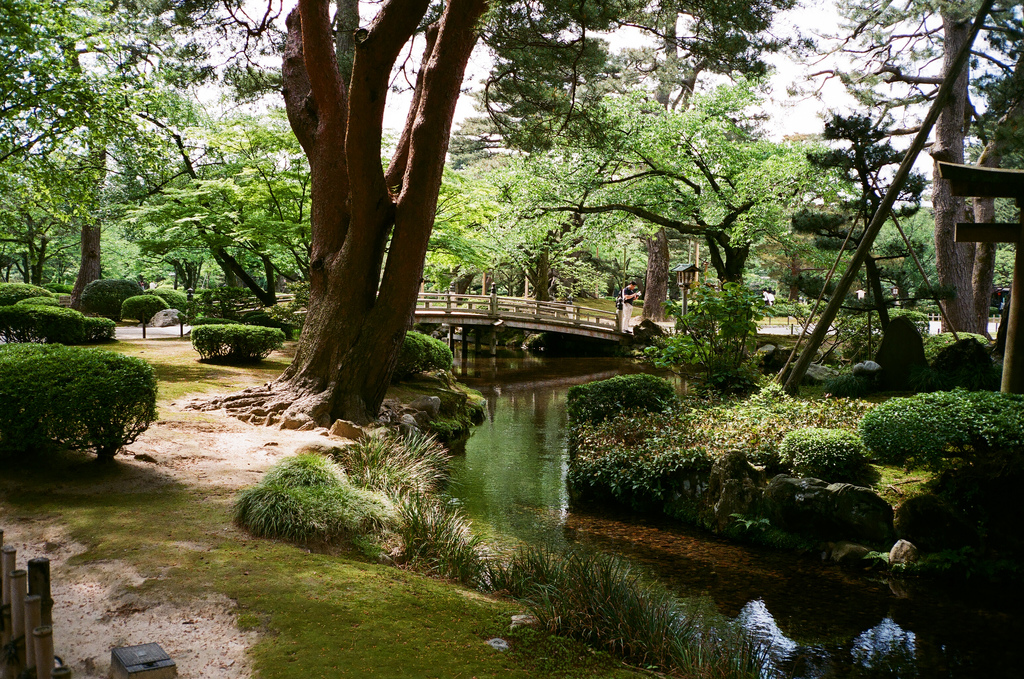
[146,287,188,310]
[191,316,242,326]
[859,389,1024,469]
[0,283,53,307]
[15,296,59,306]
[191,324,285,362]
[566,373,678,426]
[241,310,295,340]
[121,295,169,325]
[0,344,157,460]
[42,282,73,294]
[779,427,868,483]
[923,332,989,364]
[0,305,86,344]
[82,316,116,343]
[80,279,143,320]
[393,331,453,380]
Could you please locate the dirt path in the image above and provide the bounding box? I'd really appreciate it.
[1,400,340,678]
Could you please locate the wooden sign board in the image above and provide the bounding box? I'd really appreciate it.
[955,222,1021,243]
[937,162,1024,200]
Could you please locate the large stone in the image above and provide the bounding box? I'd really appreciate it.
[852,360,882,377]
[631,319,666,344]
[706,450,765,532]
[408,395,442,418]
[763,476,894,544]
[874,316,927,391]
[827,482,894,545]
[829,541,871,564]
[894,494,979,553]
[150,308,182,327]
[889,539,919,565]
[329,419,366,441]
[279,411,312,430]
[803,363,839,385]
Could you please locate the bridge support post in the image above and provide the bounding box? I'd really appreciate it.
[475,327,482,355]
[461,327,469,359]
[447,325,454,351]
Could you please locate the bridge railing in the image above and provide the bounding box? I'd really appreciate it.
[416,292,620,331]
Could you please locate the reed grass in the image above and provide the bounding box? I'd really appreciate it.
[332,431,448,497]
[392,494,485,584]
[261,451,347,488]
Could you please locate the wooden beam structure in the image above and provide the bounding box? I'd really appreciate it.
[939,161,1024,393]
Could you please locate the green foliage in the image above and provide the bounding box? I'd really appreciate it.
[146,287,188,310]
[0,344,157,460]
[822,373,873,398]
[779,427,868,483]
[566,373,679,426]
[82,316,116,343]
[859,389,1024,470]
[262,452,346,488]
[393,331,453,381]
[14,296,59,306]
[646,283,764,392]
[121,294,169,324]
[481,547,763,677]
[330,432,449,498]
[80,279,143,320]
[191,317,242,326]
[186,287,261,321]
[191,324,285,362]
[241,310,295,340]
[42,283,72,294]
[0,282,53,306]
[0,305,86,344]
[392,494,484,584]
[264,281,309,329]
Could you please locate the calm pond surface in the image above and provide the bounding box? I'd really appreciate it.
[447,352,1022,679]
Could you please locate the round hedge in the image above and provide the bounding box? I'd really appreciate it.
[146,287,188,310]
[15,296,60,307]
[393,331,453,380]
[566,373,679,426]
[121,295,169,324]
[0,305,86,344]
[81,279,144,320]
[0,283,54,307]
[191,324,286,362]
[83,316,117,343]
[0,344,157,460]
[780,427,867,483]
[859,389,1024,469]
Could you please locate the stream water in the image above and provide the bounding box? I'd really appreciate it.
[447,352,1021,679]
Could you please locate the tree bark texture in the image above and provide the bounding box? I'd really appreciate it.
[203,0,488,426]
[931,14,974,332]
[643,228,668,321]
[70,223,101,309]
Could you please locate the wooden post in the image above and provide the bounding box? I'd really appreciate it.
[24,595,41,673]
[33,626,54,679]
[51,667,72,678]
[1003,205,1024,392]
[474,327,482,355]
[28,558,52,626]
[1,544,14,606]
[460,327,469,359]
[10,570,26,675]
[490,327,497,356]
[447,325,454,351]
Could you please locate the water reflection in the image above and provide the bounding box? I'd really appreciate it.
[449,352,1021,678]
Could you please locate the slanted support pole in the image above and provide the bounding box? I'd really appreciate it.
[783,0,995,394]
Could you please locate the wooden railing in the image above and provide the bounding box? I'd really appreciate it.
[416,292,622,333]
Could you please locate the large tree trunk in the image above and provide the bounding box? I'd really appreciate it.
[931,14,974,332]
[642,228,668,321]
[201,0,487,427]
[70,223,101,309]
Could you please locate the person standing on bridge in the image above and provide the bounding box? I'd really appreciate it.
[621,281,641,332]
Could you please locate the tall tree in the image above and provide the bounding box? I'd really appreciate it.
[211,0,489,426]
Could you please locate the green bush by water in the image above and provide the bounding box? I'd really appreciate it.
[393,494,484,584]
[0,305,86,344]
[859,389,1024,469]
[80,279,143,320]
[0,344,157,460]
[393,331,453,381]
[0,282,54,306]
[566,373,678,426]
[780,427,867,483]
[331,432,449,497]
[191,324,285,362]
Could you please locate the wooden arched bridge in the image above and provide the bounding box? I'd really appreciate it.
[414,291,629,352]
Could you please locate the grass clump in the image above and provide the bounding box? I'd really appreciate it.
[483,547,763,678]
[392,494,484,584]
[234,453,394,545]
[332,431,449,497]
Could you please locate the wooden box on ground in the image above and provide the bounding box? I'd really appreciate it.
[111,644,176,679]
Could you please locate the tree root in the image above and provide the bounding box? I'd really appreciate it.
[188,384,333,430]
